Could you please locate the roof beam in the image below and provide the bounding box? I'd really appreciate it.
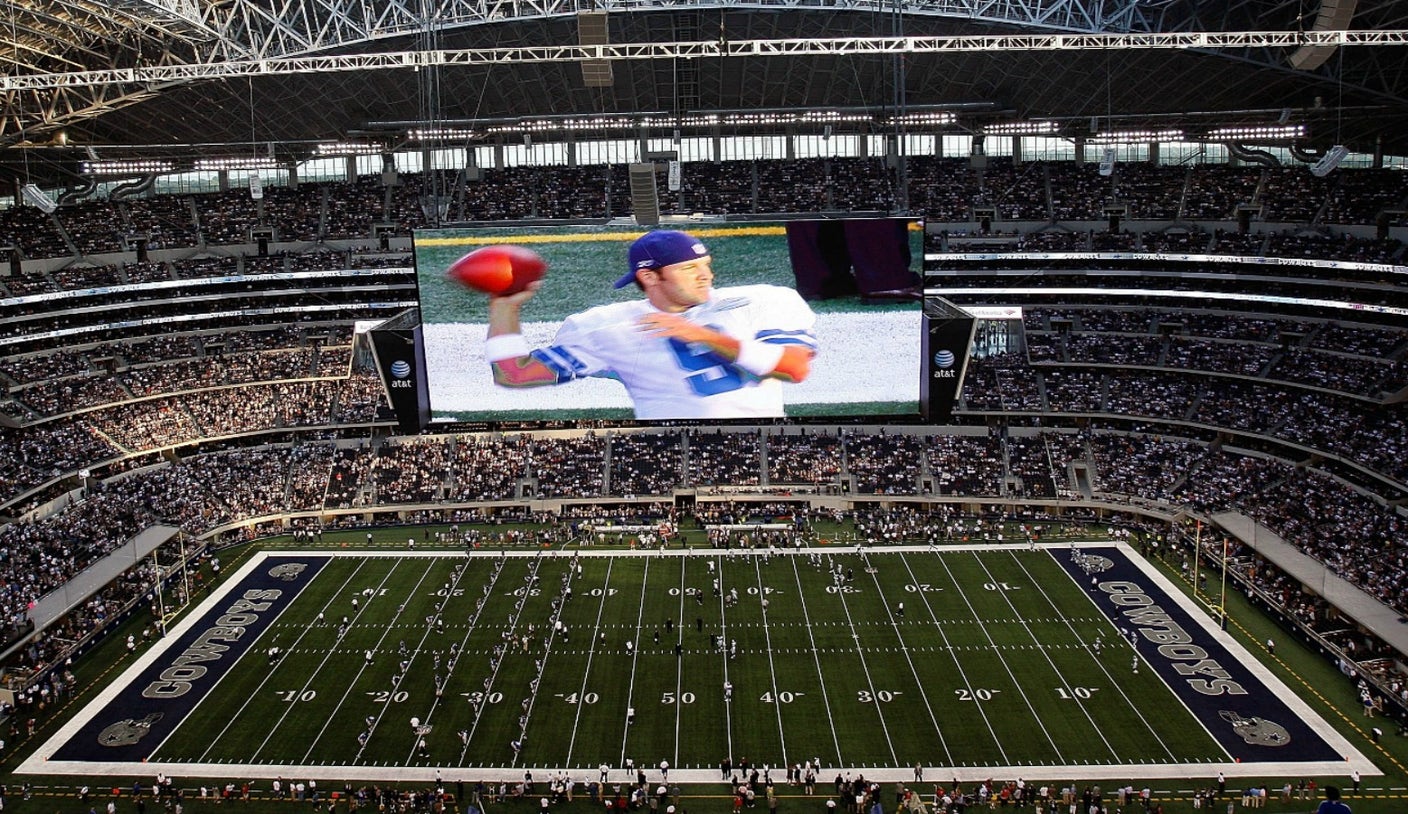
[3,29,1406,92]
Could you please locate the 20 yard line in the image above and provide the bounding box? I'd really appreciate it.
[938,551,1064,762]
[786,555,845,766]
[350,560,442,764]
[898,552,1009,764]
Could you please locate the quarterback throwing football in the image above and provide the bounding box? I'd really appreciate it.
[484,230,819,419]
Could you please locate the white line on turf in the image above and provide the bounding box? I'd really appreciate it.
[968,549,1128,760]
[873,552,954,766]
[187,557,372,763]
[564,556,615,766]
[786,555,844,766]
[351,560,439,765]
[752,554,789,766]
[939,550,1065,762]
[1007,549,1177,762]
[617,555,652,769]
[829,550,899,765]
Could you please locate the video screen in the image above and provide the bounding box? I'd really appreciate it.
[414,220,923,423]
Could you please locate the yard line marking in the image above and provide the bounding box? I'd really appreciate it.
[1008,550,1176,761]
[672,553,688,767]
[786,556,844,766]
[348,559,441,764]
[194,557,375,762]
[717,552,735,765]
[413,555,504,764]
[563,556,615,766]
[752,556,789,766]
[464,556,547,764]
[870,554,954,766]
[969,551,1124,761]
[903,551,1009,764]
[940,551,1063,762]
[829,551,899,765]
[508,553,578,769]
[617,555,652,768]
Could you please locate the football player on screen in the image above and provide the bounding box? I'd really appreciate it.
[483,230,818,420]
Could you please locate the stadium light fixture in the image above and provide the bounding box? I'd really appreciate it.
[408,126,480,141]
[82,159,178,176]
[193,156,281,171]
[1088,128,1184,144]
[982,120,1059,135]
[1206,124,1306,141]
[887,112,958,126]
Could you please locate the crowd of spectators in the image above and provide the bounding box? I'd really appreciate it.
[4,160,1408,262]
[2,156,1407,727]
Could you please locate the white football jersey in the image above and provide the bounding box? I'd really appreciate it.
[530,284,818,419]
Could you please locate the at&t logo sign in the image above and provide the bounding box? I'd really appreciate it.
[389,359,414,388]
[932,349,958,378]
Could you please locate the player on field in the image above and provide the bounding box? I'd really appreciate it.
[484,230,819,419]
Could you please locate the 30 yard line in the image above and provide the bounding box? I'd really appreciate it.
[446,558,513,766]
[868,553,954,766]
[510,555,576,768]
[467,556,548,764]
[829,551,899,765]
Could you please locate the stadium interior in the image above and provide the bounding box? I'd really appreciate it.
[1,0,1408,809]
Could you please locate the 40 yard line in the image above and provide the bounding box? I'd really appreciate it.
[752,555,789,767]
[787,556,844,766]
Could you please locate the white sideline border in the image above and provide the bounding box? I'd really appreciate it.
[18,543,1379,783]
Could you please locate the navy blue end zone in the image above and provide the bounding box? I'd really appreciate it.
[1056,546,1341,764]
[50,555,329,763]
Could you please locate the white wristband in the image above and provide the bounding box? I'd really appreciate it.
[485,333,531,362]
[734,340,785,377]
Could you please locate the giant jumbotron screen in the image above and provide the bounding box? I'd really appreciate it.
[411,220,925,423]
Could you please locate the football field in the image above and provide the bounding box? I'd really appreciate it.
[23,543,1370,783]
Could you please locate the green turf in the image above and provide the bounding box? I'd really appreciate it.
[146,548,1225,771]
[8,528,1408,814]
